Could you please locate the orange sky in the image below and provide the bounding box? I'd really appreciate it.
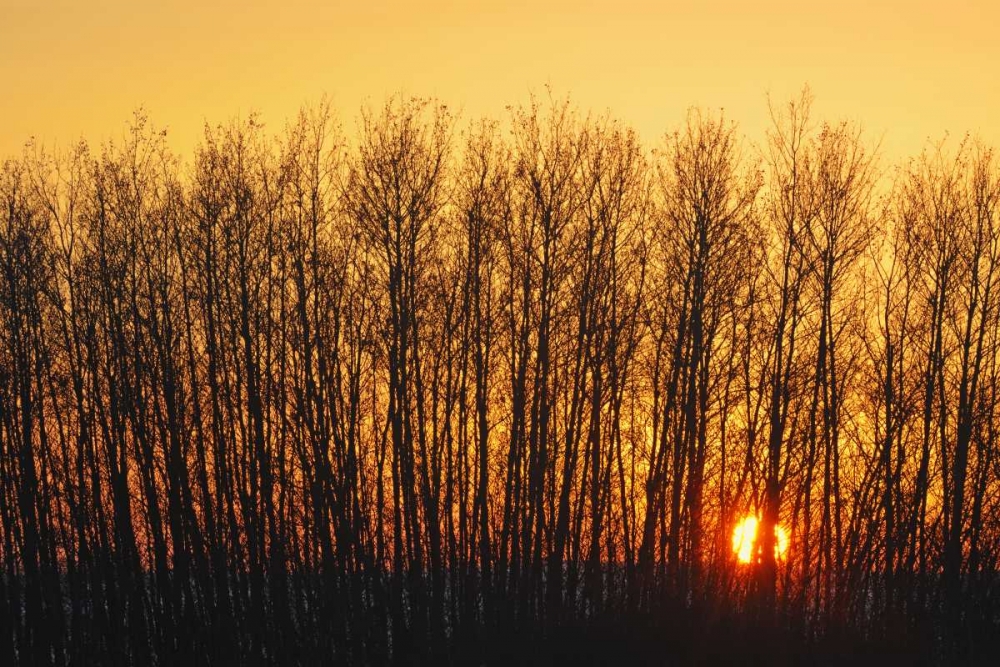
[2,0,998,160]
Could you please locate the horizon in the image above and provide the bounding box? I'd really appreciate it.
[2,3,1000,665]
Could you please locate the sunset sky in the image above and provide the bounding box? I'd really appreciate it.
[2,0,998,159]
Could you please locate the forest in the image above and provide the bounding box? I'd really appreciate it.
[1,90,999,665]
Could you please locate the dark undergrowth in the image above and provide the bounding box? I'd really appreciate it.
[441,610,974,666]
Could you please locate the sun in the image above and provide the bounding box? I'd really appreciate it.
[732,515,789,564]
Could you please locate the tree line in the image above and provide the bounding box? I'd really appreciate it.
[1,90,998,664]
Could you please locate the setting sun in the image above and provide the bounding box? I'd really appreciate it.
[3,2,1000,662]
[732,516,789,564]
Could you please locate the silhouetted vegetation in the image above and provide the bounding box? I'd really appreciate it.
[1,89,999,664]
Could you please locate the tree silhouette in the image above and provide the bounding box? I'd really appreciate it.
[0,90,998,665]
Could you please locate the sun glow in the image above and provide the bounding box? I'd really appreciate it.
[732,516,789,564]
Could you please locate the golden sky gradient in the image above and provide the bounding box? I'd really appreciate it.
[2,0,998,159]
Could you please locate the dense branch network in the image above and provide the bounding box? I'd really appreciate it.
[0,91,998,664]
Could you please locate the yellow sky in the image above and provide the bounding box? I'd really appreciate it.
[1,0,998,160]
